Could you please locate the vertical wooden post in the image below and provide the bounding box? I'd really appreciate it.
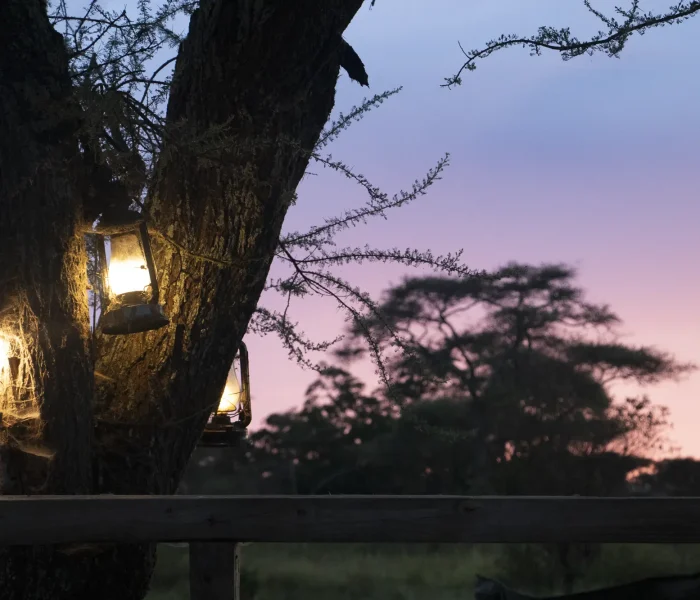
[189,542,240,600]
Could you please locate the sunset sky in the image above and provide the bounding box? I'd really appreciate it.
[94,0,699,455]
[240,1,700,455]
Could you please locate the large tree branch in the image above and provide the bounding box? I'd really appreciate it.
[94,0,368,494]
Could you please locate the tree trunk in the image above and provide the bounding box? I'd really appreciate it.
[0,0,93,497]
[0,0,365,598]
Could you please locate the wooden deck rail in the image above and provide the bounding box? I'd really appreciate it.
[1,495,699,545]
[2,495,699,600]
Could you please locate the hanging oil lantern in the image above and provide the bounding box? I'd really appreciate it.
[94,210,169,335]
[200,342,252,447]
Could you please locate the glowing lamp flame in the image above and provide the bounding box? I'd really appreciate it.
[107,258,151,297]
[200,342,250,446]
[106,232,152,298]
[0,334,12,390]
[218,369,241,414]
[0,336,10,363]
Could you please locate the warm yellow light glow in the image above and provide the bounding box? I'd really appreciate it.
[107,257,151,296]
[106,232,151,297]
[0,336,10,362]
[218,368,241,413]
[0,334,11,389]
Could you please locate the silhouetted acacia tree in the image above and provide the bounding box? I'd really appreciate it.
[336,263,693,591]
[338,263,693,493]
[252,264,693,502]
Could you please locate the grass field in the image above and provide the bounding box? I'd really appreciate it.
[146,542,700,599]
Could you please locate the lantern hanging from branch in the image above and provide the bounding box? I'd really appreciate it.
[200,342,252,448]
[94,210,169,335]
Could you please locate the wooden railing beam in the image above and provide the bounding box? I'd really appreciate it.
[1,495,700,545]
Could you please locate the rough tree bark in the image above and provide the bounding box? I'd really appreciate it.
[0,0,365,598]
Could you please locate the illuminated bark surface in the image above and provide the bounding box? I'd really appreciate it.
[0,0,364,598]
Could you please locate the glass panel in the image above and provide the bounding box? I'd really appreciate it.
[218,364,242,413]
[107,231,151,297]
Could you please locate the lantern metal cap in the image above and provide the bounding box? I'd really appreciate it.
[101,303,169,335]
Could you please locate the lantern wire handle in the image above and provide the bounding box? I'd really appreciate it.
[138,220,160,304]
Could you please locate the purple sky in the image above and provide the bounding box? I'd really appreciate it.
[93,0,699,454]
[243,1,700,456]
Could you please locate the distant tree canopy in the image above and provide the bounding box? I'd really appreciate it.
[634,458,700,496]
[246,263,695,497]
